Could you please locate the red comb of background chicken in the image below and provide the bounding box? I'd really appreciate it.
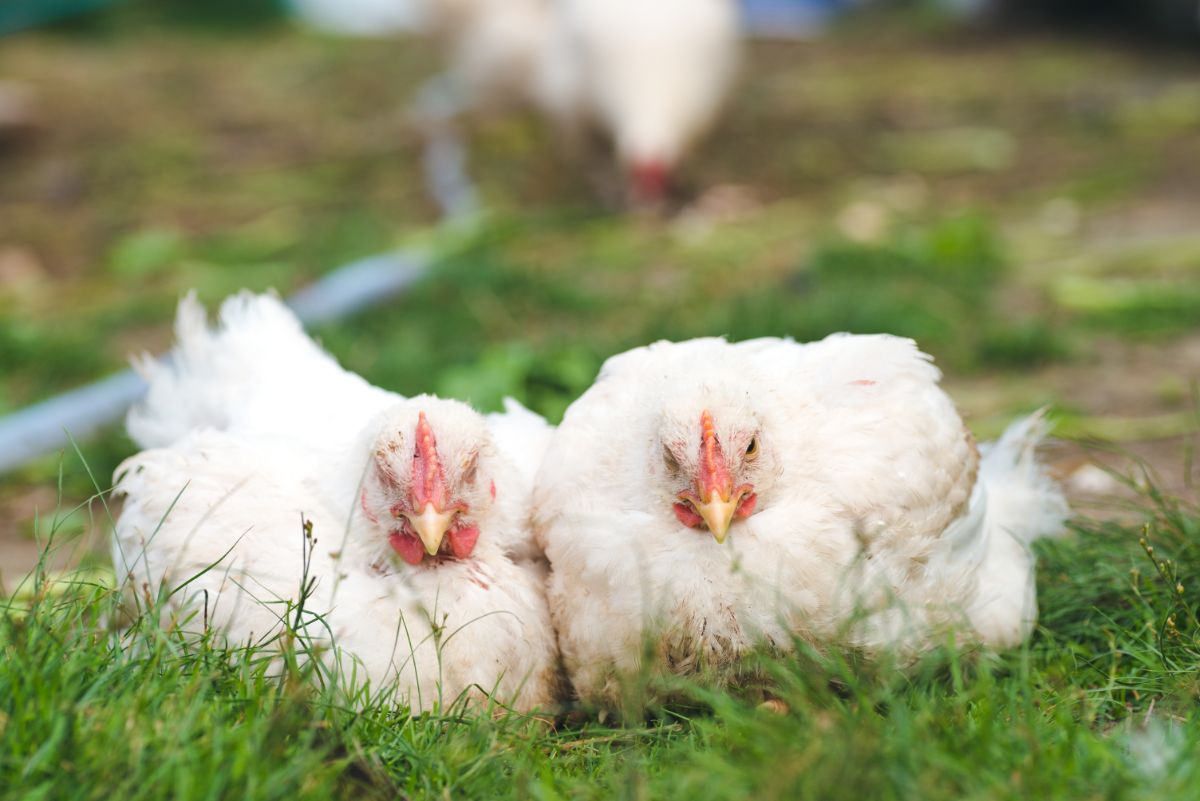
[698,410,732,502]
[412,411,449,511]
[630,159,669,203]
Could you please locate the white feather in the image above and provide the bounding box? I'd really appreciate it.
[958,410,1070,647]
[128,291,394,451]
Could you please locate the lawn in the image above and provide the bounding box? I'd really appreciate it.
[1,3,1200,798]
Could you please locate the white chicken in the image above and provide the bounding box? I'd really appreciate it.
[554,0,742,202]
[112,292,561,712]
[424,0,741,202]
[534,335,1068,708]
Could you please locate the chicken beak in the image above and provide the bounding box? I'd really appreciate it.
[694,494,738,544]
[408,503,455,556]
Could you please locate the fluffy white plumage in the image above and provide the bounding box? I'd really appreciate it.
[113,292,561,712]
[534,335,1068,707]
[425,0,740,197]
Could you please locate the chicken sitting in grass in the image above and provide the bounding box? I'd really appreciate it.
[534,335,1068,710]
[112,292,561,713]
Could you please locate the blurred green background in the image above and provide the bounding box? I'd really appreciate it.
[1,0,1199,574]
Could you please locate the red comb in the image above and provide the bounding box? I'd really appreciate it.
[411,411,448,511]
[698,410,732,503]
[630,159,669,203]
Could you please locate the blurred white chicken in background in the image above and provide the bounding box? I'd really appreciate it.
[112,293,561,712]
[534,335,1068,709]
[288,0,740,203]
[420,0,741,204]
[554,0,741,202]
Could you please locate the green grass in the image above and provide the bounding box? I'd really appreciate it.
[4,476,1200,800]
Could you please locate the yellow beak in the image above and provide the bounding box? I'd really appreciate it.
[406,503,456,556]
[693,495,739,544]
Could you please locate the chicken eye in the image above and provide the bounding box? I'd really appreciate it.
[662,446,681,474]
[745,437,760,461]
